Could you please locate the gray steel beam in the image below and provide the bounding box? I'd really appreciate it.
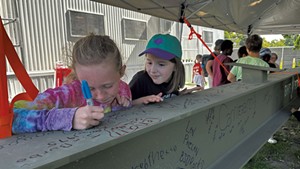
[0,68,298,169]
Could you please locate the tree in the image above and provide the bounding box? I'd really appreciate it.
[262,39,285,48]
[282,34,297,46]
[224,31,246,47]
[294,35,300,50]
[225,31,300,49]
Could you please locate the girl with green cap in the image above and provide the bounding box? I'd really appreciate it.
[129,34,200,105]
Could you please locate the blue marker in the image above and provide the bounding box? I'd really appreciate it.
[81,80,94,106]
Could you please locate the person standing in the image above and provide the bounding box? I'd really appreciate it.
[193,54,205,90]
[233,45,248,62]
[227,34,269,82]
[227,35,276,144]
[260,48,277,69]
[205,39,224,88]
[212,40,234,87]
[270,52,280,68]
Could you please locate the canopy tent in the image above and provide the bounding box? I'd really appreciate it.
[91,0,300,35]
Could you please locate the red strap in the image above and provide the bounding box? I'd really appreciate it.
[2,25,39,99]
[0,16,39,138]
[0,17,9,116]
[183,17,230,74]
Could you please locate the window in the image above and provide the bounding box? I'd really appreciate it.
[160,19,173,33]
[66,10,105,41]
[122,18,147,41]
[203,31,213,44]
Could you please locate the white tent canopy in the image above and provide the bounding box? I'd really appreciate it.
[92,0,300,35]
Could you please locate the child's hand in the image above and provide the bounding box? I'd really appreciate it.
[115,94,131,107]
[72,105,104,130]
[133,93,163,105]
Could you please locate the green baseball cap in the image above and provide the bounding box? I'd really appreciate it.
[139,34,182,60]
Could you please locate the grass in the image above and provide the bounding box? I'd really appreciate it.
[243,142,289,169]
[243,116,300,169]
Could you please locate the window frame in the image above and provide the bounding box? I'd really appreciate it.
[66,10,105,40]
[122,17,147,41]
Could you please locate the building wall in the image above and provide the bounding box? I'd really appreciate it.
[1,0,223,100]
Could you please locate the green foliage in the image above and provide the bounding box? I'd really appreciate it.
[262,39,286,48]
[224,31,247,47]
[294,35,300,50]
[282,34,296,46]
[225,31,300,50]
[282,34,300,49]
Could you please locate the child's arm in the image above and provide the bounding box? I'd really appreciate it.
[227,72,236,82]
[72,105,104,130]
[12,80,104,133]
[13,105,106,133]
[12,107,76,133]
[112,80,132,109]
[116,94,131,107]
[14,80,85,110]
[206,60,213,77]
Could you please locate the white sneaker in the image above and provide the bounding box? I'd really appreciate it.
[268,137,277,144]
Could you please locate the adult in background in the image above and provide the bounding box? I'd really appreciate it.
[270,52,280,68]
[260,48,276,68]
[205,39,224,88]
[260,48,276,74]
[212,40,234,87]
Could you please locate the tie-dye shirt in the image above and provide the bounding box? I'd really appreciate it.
[12,80,132,133]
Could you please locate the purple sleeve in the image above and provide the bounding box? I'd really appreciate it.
[12,80,132,133]
[12,80,83,133]
[12,107,76,133]
[15,80,85,110]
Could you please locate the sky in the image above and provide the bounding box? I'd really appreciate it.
[261,34,283,42]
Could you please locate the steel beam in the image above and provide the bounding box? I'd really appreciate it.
[0,68,299,169]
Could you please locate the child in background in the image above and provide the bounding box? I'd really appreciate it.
[205,39,224,88]
[227,34,276,144]
[193,54,205,90]
[129,34,200,105]
[13,34,132,133]
[212,40,234,87]
[227,34,270,82]
[234,45,248,62]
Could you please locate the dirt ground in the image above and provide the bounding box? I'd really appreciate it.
[243,114,300,169]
